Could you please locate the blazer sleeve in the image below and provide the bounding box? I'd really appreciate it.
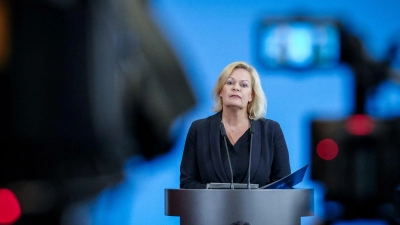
[269,121,291,182]
[180,121,207,189]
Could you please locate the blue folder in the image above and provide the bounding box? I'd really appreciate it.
[260,164,309,189]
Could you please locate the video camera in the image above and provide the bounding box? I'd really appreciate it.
[256,16,400,222]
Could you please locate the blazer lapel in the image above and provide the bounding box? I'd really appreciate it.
[244,119,262,182]
[209,112,229,182]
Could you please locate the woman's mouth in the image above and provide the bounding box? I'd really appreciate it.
[230,94,241,98]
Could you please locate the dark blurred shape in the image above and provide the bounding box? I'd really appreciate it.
[384,28,400,78]
[396,188,400,224]
[0,0,11,70]
[88,0,196,159]
[309,19,400,224]
[311,116,400,221]
[338,23,391,114]
[0,0,195,224]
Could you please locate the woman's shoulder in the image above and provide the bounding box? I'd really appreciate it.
[255,118,284,136]
[191,113,220,127]
[256,117,280,126]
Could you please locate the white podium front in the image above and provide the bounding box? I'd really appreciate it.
[165,188,313,225]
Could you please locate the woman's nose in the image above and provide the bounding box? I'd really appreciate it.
[233,83,240,91]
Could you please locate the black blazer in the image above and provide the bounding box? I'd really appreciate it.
[180,112,291,189]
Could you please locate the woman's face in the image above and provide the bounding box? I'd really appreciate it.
[219,68,253,110]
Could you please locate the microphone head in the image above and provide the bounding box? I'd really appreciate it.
[249,120,254,134]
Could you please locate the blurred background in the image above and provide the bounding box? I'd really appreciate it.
[1,0,400,225]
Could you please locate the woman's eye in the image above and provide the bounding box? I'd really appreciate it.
[241,84,248,88]
[226,81,233,85]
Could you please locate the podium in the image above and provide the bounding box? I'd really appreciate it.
[165,188,313,225]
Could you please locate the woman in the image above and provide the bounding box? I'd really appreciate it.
[180,61,291,189]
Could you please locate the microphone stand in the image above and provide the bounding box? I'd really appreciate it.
[247,120,254,189]
[220,123,235,189]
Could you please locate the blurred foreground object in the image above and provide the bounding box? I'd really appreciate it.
[0,0,195,224]
[300,17,400,224]
[257,14,400,224]
[311,115,400,222]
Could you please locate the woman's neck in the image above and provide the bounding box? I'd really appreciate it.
[221,109,249,127]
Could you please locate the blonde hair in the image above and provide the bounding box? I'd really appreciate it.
[212,61,267,120]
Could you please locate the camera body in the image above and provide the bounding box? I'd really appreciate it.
[311,115,400,219]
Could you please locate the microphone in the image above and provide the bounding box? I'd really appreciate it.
[247,120,254,189]
[220,123,234,189]
[207,121,258,189]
